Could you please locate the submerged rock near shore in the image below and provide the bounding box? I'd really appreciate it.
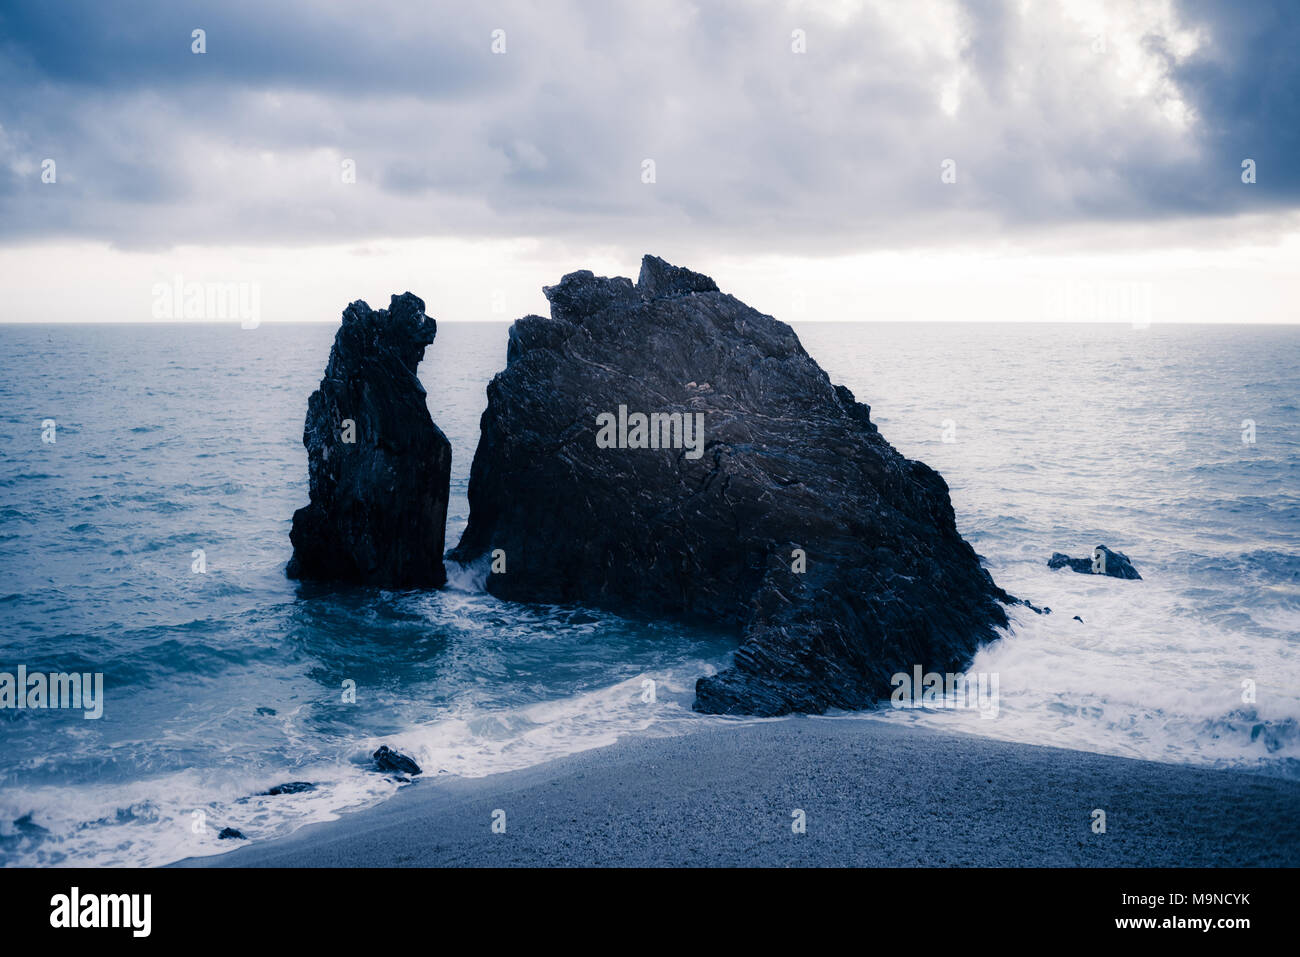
[450,255,1014,715]
[372,745,422,776]
[287,293,451,587]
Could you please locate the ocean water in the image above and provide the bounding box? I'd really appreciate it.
[0,320,1297,867]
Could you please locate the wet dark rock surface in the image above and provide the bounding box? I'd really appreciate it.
[1048,545,1141,580]
[450,255,1014,716]
[373,745,422,776]
[261,782,317,796]
[287,293,451,587]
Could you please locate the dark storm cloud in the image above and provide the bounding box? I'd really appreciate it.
[1167,0,1300,203]
[0,0,497,95]
[0,0,1296,251]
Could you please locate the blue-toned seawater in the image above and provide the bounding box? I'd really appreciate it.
[1,321,1297,866]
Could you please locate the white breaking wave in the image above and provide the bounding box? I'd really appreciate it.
[856,557,1300,774]
[0,661,750,868]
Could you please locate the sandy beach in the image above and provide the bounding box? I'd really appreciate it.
[174,718,1300,868]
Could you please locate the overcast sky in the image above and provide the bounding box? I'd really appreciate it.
[1,0,1297,323]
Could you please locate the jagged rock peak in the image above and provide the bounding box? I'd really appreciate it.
[332,292,437,376]
[541,254,721,323]
[453,255,1013,716]
[286,292,451,588]
[637,254,719,299]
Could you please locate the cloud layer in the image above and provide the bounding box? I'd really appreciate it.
[1,0,1296,253]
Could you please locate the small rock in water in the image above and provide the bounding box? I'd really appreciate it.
[262,781,317,796]
[12,813,48,835]
[217,827,246,840]
[255,706,277,716]
[1047,545,1141,580]
[373,745,422,776]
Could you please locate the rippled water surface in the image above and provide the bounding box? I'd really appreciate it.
[1,320,1296,866]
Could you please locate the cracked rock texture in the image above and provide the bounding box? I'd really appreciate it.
[451,256,1013,715]
[287,293,451,588]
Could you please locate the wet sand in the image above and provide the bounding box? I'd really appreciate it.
[174,717,1300,867]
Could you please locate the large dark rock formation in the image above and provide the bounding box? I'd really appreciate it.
[287,293,451,587]
[1048,546,1141,580]
[450,255,1014,715]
